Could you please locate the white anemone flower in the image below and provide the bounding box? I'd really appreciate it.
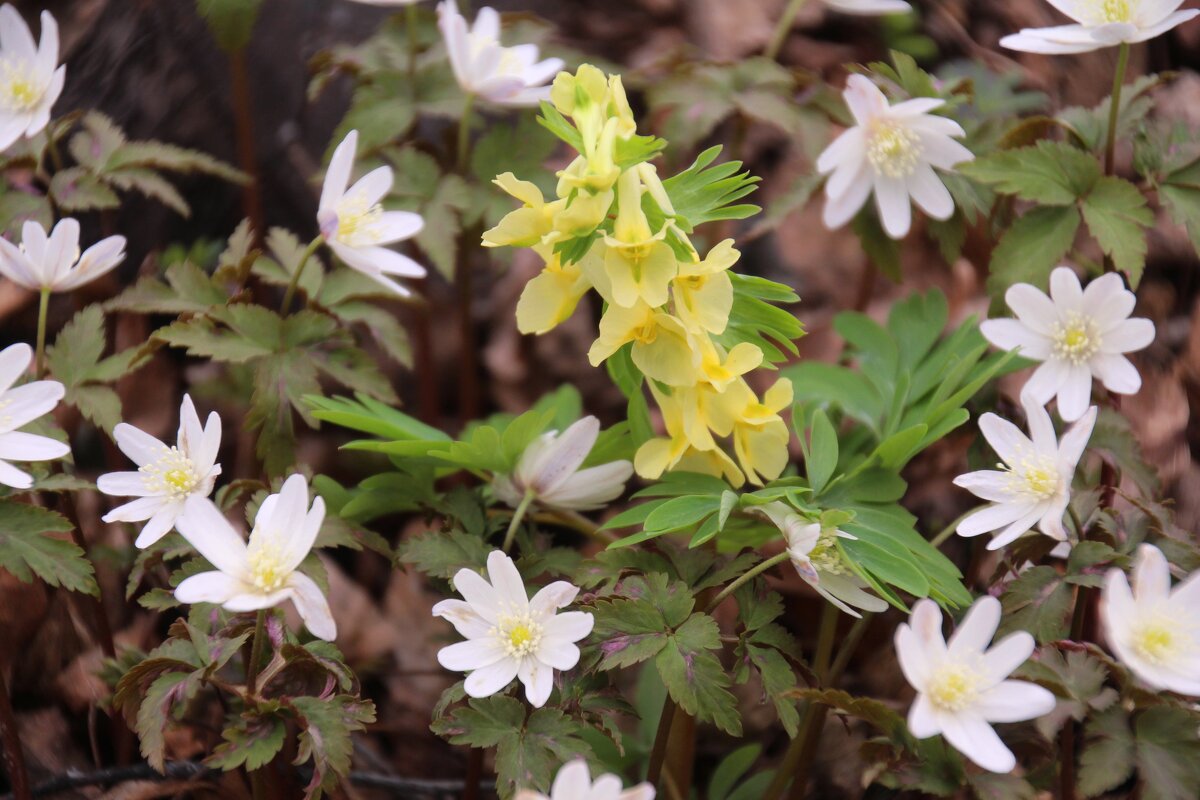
[516,760,654,800]
[1001,0,1199,54]
[318,129,427,297]
[97,394,221,549]
[433,550,594,708]
[755,502,888,617]
[817,74,974,240]
[895,596,1057,773]
[823,0,912,14]
[0,219,126,293]
[954,397,1096,551]
[0,342,68,488]
[493,416,633,512]
[1101,544,1200,696]
[173,475,336,641]
[980,267,1154,423]
[436,2,564,107]
[0,5,65,151]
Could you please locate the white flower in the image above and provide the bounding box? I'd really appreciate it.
[1101,544,1200,696]
[346,0,420,5]
[0,219,126,293]
[822,0,912,14]
[173,475,336,641]
[97,394,221,549]
[755,502,888,618]
[318,129,426,297]
[433,550,594,707]
[436,2,564,107]
[816,74,973,240]
[1001,0,1199,54]
[981,267,1154,423]
[0,342,68,488]
[895,596,1057,773]
[954,397,1095,551]
[493,416,633,511]
[516,759,654,800]
[0,5,64,151]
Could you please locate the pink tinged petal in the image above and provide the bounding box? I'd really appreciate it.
[97,471,152,498]
[224,588,293,612]
[0,343,31,394]
[1129,9,1200,41]
[979,319,1051,360]
[0,459,33,489]
[102,496,165,524]
[174,496,249,574]
[938,712,1017,773]
[281,496,324,574]
[320,130,357,213]
[197,411,222,474]
[843,74,888,126]
[0,430,68,461]
[1099,318,1154,354]
[1049,267,1084,315]
[431,599,493,639]
[438,638,507,672]
[1167,570,1200,614]
[1000,26,1109,55]
[500,85,555,108]
[518,657,555,708]
[134,504,184,548]
[286,572,337,641]
[986,505,1047,550]
[816,127,866,175]
[619,785,656,800]
[374,211,424,244]
[1132,544,1171,605]
[176,394,204,461]
[20,220,48,267]
[486,550,529,610]
[907,693,940,738]
[895,622,933,690]
[1056,364,1094,423]
[175,571,245,606]
[1005,282,1058,336]
[520,56,565,89]
[954,471,1016,503]
[873,175,912,239]
[1091,21,1139,43]
[974,680,1056,724]
[0,380,64,430]
[889,97,945,117]
[1082,272,1132,321]
[825,158,869,202]
[471,5,500,41]
[528,581,580,616]
[542,460,633,510]
[822,168,872,230]
[977,412,1032,466]
[1036,499,1069,542]
[1022,361,1069,407]
[0,238,39,290]
[550,760,592,798]
[908,115,967,139]
[35,10,57,74]
[56,236,125,292]
[910,599,948,652]
[536,638,580,671]
[958,502,1034,538]
[981,632,1036,681]
[948,595,1001,657]
[906,164,955,221]
[113,423,168,466]
[44,218,80,287]
[463,657,519,698]
[450,567,502,624]
[1056,406,1097,471]
[542,611,594,644]
[522,416,598,495]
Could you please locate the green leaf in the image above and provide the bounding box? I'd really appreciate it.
[1079,705,1135,797]
[708,744,763,800]
[806,409,837,495]
[1135,706,1200,800]
[207,713,287,771]
[657,612,741,735]
[398,529,491,580]
[155,316,274,363]
[998,565,1072,643]
[661,146,761,232]
[1081,176,1153,287]
[986,205,1081,300]
[961,141,1100,205]
[291,694,376,797]
[49,167,120,211]
[136,672,193,772]
[0,500,97,596]
[106,260,229,315]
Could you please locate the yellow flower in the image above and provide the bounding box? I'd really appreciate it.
[673,239,739,334]
[551,65,636,145]
[602,169,677,308]
[634,385,744,487]
[706,378,794,485]
[483,173,564,248]
[587,301,699,387]
[696,338,763,392]
[515,246,593,335]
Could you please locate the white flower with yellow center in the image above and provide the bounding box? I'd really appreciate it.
[896,596,1056,773]
[173,474,336,641]
[317,129,426,297]
[437,2,563,107]
[433,550,593,707]
[516,759,654,800]
[1101,544,1200,696]
[97,395,221,549]
[954,396,1096,551]
[0,5,64,152]
[493,416,633,512]
[981,267,1154,423]
[754,502,888,618]
[816,74,973,240]
[0,219,126,293]
[0,342,69,489]
[1001,0,1199,54]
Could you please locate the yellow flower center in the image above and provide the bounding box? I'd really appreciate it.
[1002,451,1061,502]
[495,613,543,658]
[633,317,659,344]
[140,447,199,499]
[246,537,289,593]
[927,661,985,711]
[809,531,850,576]
[334,193,385,244]
[677,274,706,291]
[1100,0,1133,23]
[0,60,40,112]
[1052,312,1102,365]
[867,121,923,179]
[1133,623,1176,664]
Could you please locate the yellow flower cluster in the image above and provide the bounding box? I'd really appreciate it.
[483,65,792,488]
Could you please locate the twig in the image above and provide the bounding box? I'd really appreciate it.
[644,699,677,788]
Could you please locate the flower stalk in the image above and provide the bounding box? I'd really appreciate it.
[501,488,535,553]
[280,236,323,315]
[1104,42,1131,177]
[766,0,811,61]
[34,288,49,379]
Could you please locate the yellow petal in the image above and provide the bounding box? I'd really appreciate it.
[734,418,790,486]
[588,302,651,367]
[634,437,681,480]
[676,446,745,488]
[631,313,701,386]
[764,378,795,413]
[675,270,733,334]
[553,187,613,238]
[516,263,590,335]
[483,207,549,249]
[493,173,545,208]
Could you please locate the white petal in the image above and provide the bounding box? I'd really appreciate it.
[0,343,32,395]
[134,504,183,548]
[0,430,69,461]
[1000,27,1108,55]
[938,711,1016,773]
[895,622,933,689]
[981,632,1035,681]
[374,211,424,244]
[907,165,955,221]
[101,495,165,524]
[907,693,940,737]
[822,169,872,230]
[977,413,1032,466]
[979,319,1051,360]
[550,761,592,797]
[986,505,1047,550]
[953,471,1016,503]
[0,5,37,62]
[1005,283,1058,337]
[281,494,324,574]
[173,496,249,575]
[431,598,492,639]
[1049,267,1083,315]
[948,595,1000,657]
[320,130,357,213]
[536,638,580,671]
[0,380,64,431]
[0,459,33,489]
[517,657,555,707]
[1056,364,1094,423]
[540,461,633,510]
[175,571,245,606]
[957,502,1032,538]
[450,567,502,624]
[541,611,594,644]
[973,680,1056,723]
[1128,9,1199,41]
[873,175,912,239]
[1022,361,1068,407]
[1022,397,1057,455]
[439,637,506,672]
[522,416,598,495]
[1081,272,1133,324]
[1099,318,1154,354]
[345,165,394,208]
[1132,543,1171,605]
[816,127,866,176]
[1056,405,1097,471]
[486,550,529,609]
[843,74,888,126]
[113,423,168,466]
[463,657,519,698]
[528,581,580,617]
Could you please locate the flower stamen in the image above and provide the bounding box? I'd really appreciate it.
[140,447,199,500]
[867,121,923,179]
[927,660,985,711]
[1051,311,1102,365]
[494,612,544,658]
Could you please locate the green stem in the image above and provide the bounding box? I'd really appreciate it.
[930,509,975,549]
[245,610,268,695]
[280,237,323,315]
[501,489,535,554]
[826,612,872,684]
[457,93,475,174]
[1104,42,1130,178]
[705,551,790,614]
[765,0,812,61]
[34,289,50,379]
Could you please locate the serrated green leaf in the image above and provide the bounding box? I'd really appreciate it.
[0,500,96,596]
[961,141,1100,205]
[207,713,287,771]
[398,529,491,579]
[1081,176,1152,287]
[986,205,1081,300]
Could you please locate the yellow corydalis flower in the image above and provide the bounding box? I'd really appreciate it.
[634,386,744,488]
[588,301,699,387]
[603,169,677,308]
[515,245,593,335]
[482,174,564,249]
[673,238,739,334]
[697,338,763,393]
[705,378,794,486]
